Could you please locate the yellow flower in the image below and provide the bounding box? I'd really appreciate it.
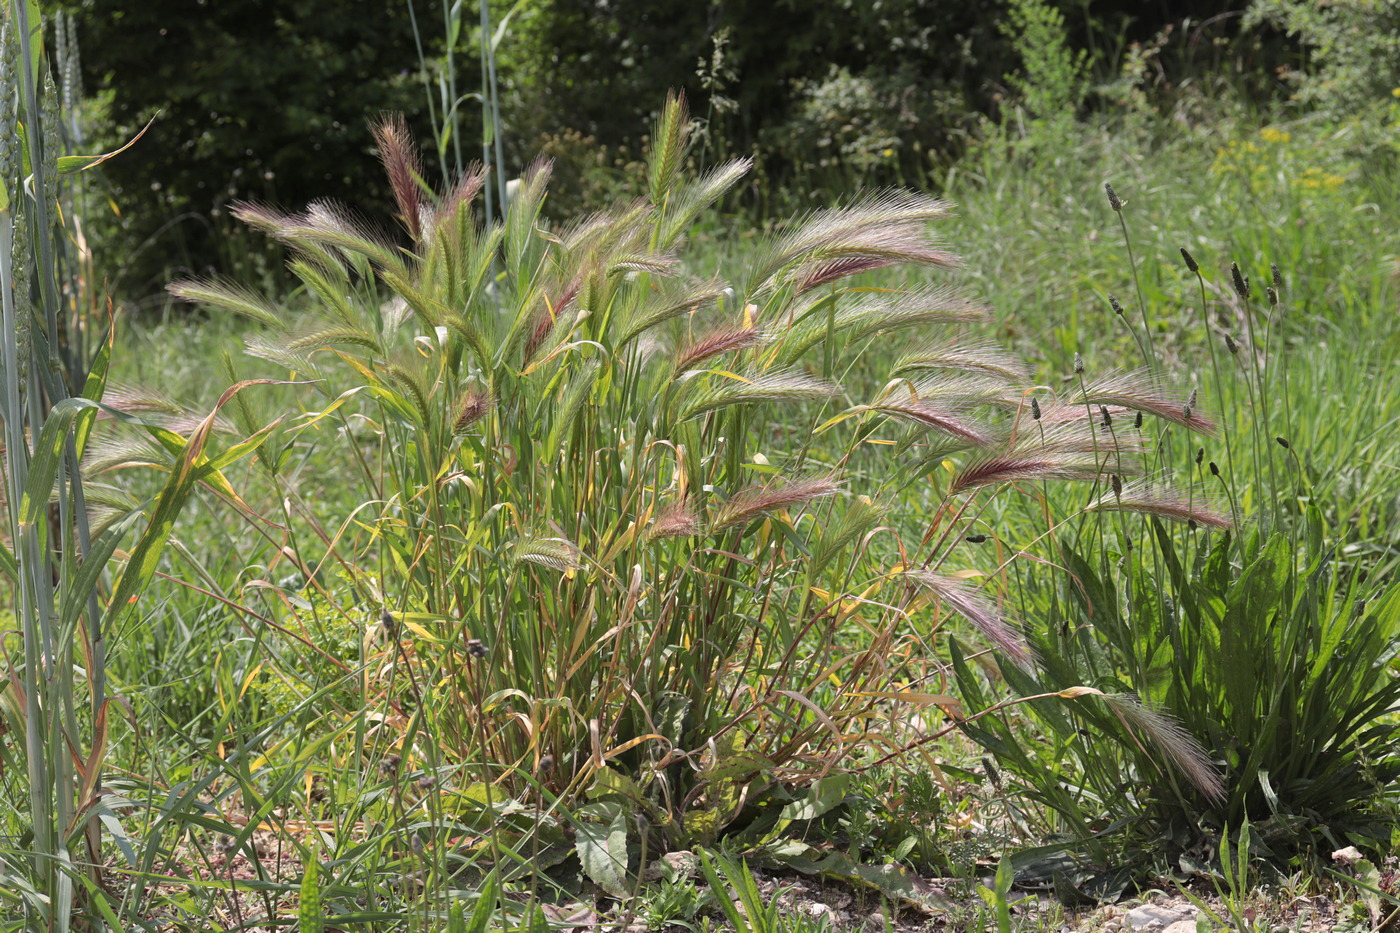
[882,147,895,158]
[1392,87,1400,98]
[1260,127,1292,144]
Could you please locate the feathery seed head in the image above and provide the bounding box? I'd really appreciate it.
[649,500,700,539]
[1074,352,1084,374]
[1086,480,1231,532]
[950,450,1120,494]
[514,535,583,572]
[372,114,424,239]
[712,475,840,532]
[906,570,1032,666]
[891,338,1030,383]
[678,369,840,421]
[1101,694,1225,802]
[452,389,495,432]
[674,324,765,373]
[1076,370,1217,436]
[796,255,896,293]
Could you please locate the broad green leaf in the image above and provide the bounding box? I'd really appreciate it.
[777,773,850,823]
[18,397,92,530]
[575,801,629,897]
[298,847,321,933]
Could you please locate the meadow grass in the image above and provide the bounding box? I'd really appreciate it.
[4,33,1400,928]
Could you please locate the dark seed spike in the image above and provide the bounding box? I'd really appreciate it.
[1180,247,1199,273]
[1271,262,1283,290]
[1031,397,1041,421]
[1104,182,1124,211]
[1111,474,1123,497]
[1210,461,1220,476]
[1266,286,1278,307]
[1225,334,1239,355]
[1100,405,1112,428]
[1275,436,1291,450]
[1231,262,1250,300]
[1196,447,1204,465]
[1109,295,1124,315]
[1134,411,1143,429]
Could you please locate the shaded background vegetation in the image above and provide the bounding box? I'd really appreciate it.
[59,0,1299,297]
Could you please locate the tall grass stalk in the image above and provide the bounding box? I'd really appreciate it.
[2,9,280,925]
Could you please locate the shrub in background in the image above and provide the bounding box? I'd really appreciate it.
[57,0,435,295]
[1246,0,1400,146]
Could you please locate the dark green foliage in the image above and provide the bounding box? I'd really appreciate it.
[62,0,437,294]
[956,516,1400,862]
[65,0,1295,291]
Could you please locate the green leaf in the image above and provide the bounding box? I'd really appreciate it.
[298,847,322,933]
[463,870,500,933]
[18,397,93,529]
[777,773,850,824]
[103,382,278,629]
[575,801,630,897]
[55,116,156,175]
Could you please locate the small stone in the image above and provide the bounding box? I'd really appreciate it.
[1332,845,1364,866]
[1162,922,1197,933]
[1125,904,1192,930]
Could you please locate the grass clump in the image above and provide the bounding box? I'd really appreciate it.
[160,90,1230,915]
